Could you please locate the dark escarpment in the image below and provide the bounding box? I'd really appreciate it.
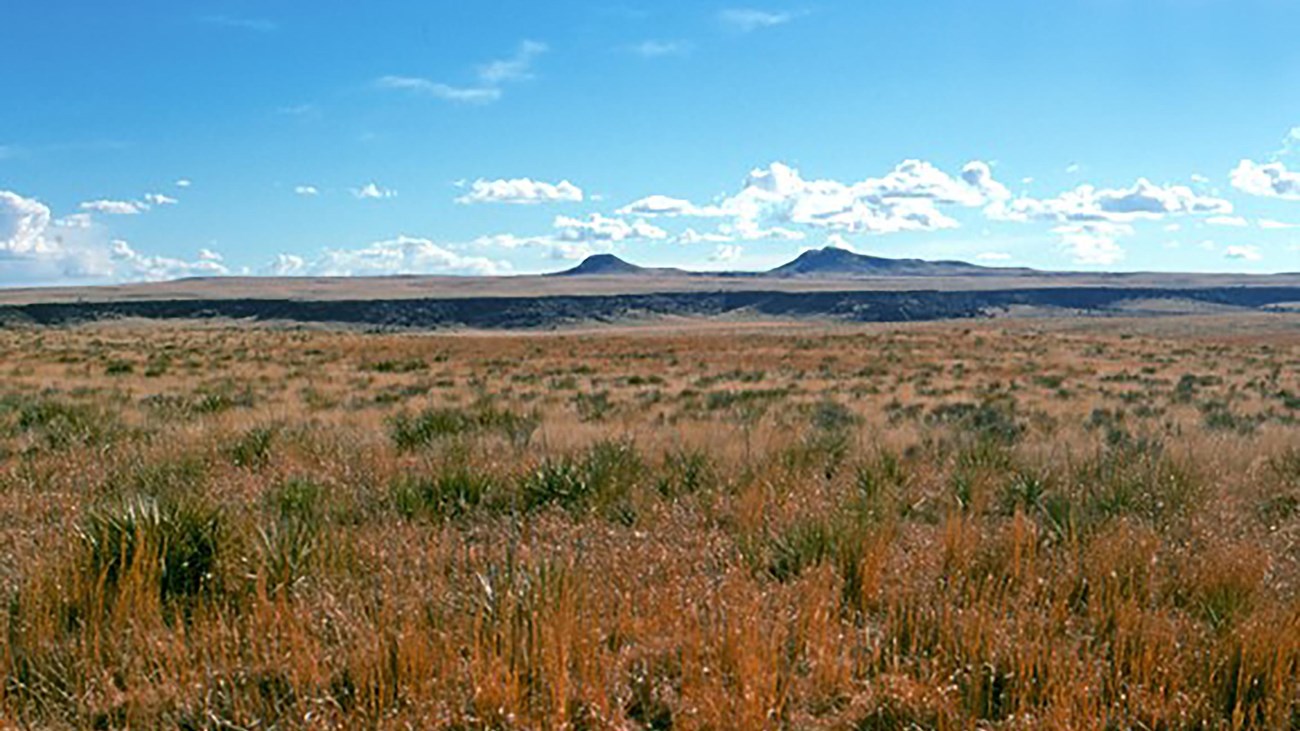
[2,286,1300,329]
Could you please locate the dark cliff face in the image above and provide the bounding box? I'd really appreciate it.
[2,286,1299,330]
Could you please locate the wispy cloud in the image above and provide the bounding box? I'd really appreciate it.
[718,8,802,32]
[375,76,501,104]
[627,40,691,58]
[80,199,148,215]
[200,15,277,33]
[477,41,548,84]
[376,40,545,106]
[1225,244,1263,262]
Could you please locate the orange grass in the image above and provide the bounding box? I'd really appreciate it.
[0,316,1297,729]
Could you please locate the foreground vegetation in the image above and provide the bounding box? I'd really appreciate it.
[1,317,1298,729]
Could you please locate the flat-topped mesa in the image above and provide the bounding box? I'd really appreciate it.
[765,246,1026,278]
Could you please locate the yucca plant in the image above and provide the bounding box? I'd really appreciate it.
[78,494,225,607]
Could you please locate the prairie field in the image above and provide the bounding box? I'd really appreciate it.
[1,316,1299,729]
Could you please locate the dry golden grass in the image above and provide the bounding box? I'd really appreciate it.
[0,316,1298,729]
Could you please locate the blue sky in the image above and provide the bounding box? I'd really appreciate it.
[3,0,1300,284]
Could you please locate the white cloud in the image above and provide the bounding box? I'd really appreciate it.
[553,213,667,242]
[1206,215,1249,228]
[175,179,192,188]
[617,160,1007,240]
[375,76,502,104]
[1,191,57,256]
[628,40,690,58]
[988,178,1232,224]
[55,213,93,229]
[477,41,548,84]
[1279,127,1300,157]
[144,193,178,206]
[723,161,972,234]
[544,241,602,261]
[109,240,230,281]
[80,199,148,215]
[719,8,799,31]
[353,183,396,200]
[721,221,808,241]
[468,232,611,261]
[271,236,509,276]
[294,185,319,196]
[1260,219,1300,230]
[1225,245,1263,262]
[617,194,723,218]
[377,40,546,106]
[1052,222,1130,266]
[2,190,226,284]
[267,253,306,276]
[456,178,583,205]
[960,161,1012,203]
[1231,159,1300,200]
[710,244,744,262]
[676,228,735,244]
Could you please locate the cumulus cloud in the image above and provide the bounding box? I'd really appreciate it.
[730,161,983,234]
[456,178,583,205]
[719,8,800,31]
[2,190,222,284]
[353,183,397,200]
[960,161,1012,203]
[295,185,319,196]
[80,199,148,215]
[269,236,509,276]
[988,178,1233,224]
[175,179,192,188]
[108,240,229,281]
[619,160,1007,240]
[1225,245,1263,262]
[553,213,668,243]
[710,244,744,262]
[1,191,57,256]
[1231,159,1300,200]
[1052,222,1131,266]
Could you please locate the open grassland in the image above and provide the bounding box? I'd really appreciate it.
[1,317,1299,729]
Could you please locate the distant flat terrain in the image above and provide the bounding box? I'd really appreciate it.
[4,248,1300,329]
[3,270,1300,305]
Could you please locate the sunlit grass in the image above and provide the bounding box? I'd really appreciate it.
[0,318,1297,729]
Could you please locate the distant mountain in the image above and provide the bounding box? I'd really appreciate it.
[766,246,1028,278]
[553,254,689,277]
